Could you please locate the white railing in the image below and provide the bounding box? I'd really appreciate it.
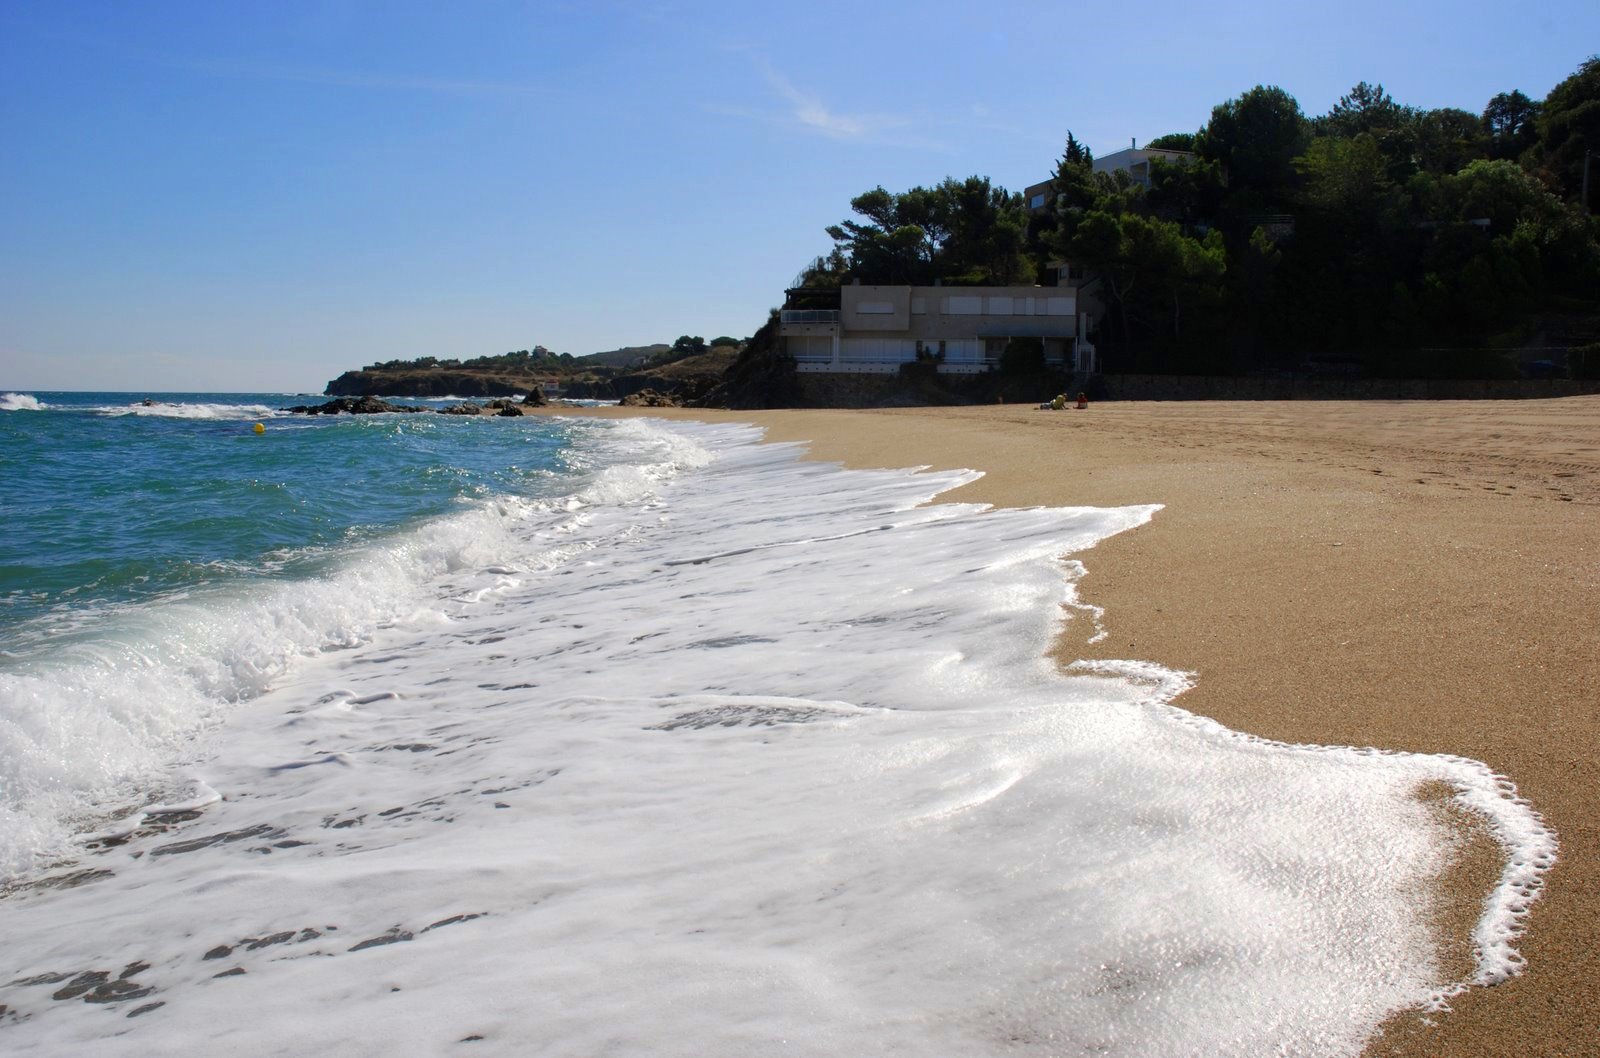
[781,309,840,324]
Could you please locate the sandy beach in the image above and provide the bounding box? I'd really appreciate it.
[566,397,1600,1057]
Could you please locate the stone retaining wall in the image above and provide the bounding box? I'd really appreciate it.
[1095,375,1600,401]
[790,371,1600,408]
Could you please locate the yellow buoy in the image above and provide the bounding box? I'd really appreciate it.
[253,422,265,434]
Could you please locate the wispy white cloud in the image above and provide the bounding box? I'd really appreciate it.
[759,63,876,139]
[706,56,937,148]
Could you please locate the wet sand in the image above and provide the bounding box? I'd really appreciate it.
[562,398,1600,1056]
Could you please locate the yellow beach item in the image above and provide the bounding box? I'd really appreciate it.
[253,423,265,434]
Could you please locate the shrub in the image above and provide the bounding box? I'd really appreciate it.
[999,337,1045,376]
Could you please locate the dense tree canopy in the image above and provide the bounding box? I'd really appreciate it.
[1195,85,1310,202]
[1144,132,1196,152]
[1074,63,1600,374]
[823,177,1034,286]
[1539,56,1600,210]
[1483,90,1541,160]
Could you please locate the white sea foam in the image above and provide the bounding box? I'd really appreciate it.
[0,418,701,875]
[0,392,47,411]
[0,419,1554,1056]
[94,400,287,420]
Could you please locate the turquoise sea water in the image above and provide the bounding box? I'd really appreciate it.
[1,391,575,654]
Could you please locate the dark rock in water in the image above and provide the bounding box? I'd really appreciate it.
[244,931,296,951]
[83,979,154,1004]
[143,808,203,825]
[48,961,155,1004]
[151,823,283,857]
[283,396,425,416]
[422,912,485,932]
[439,398,534,417]
[52,971,109,1001]
[12,972,72,987]
[203,945,233,961]
[648,703,830,730]
[8,867,113,893]
[126,1001,166,1018]
[348,927,414,952]
[520,387,548,406]
[619,388,682,407]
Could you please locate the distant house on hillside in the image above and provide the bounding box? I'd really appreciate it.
[1092,144,1195,187]
[1024,140,1197,211]
[779,281,1098,376]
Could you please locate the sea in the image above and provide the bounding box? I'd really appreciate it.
[0,391,1556,1056]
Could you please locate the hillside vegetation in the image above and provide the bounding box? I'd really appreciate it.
[322,337,745,398]
[787,59,1600,381]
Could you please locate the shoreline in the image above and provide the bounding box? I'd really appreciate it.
[551,398,1600,1056]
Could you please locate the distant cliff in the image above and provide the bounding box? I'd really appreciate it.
[325,368,543,398]
[323,341,744,402]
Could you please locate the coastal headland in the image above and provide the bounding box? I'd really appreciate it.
[544,397,1599,1057]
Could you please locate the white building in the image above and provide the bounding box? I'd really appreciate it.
[1091,145,1195,187]
[780,283,1097,375]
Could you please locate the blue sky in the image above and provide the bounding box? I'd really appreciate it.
[2,1,1595,392]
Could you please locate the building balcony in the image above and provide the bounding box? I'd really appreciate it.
[780,309,840,324]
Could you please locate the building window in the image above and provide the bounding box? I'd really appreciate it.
[1046,297,1074,316]
[944,296,983,315]
[987,296,1014,315]
[1030,193,1046,209]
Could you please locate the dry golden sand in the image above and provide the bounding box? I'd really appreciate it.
[554,398,1600,1057]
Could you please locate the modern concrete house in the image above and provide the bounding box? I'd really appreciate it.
[1024,141,1197,211]
[780,282,1098,375]
[1091,145,1194,187]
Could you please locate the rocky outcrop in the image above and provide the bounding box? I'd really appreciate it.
[288,395,552,418]
[436,398,537,416]
[558,379,615,400]
[324,370,533,398]
[690,314,800,409]
[520,388,548,407]
[282,396,428,415]
[619,389,683,407]
[608,348,739,404]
